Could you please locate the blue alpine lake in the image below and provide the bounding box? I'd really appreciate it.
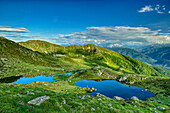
[13,72,72,84]
[75,80,154,101]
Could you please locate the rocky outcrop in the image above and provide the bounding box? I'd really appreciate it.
[157,106,165,110]
[28,96,50,105]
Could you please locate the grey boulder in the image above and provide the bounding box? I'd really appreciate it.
[113,96,125,101]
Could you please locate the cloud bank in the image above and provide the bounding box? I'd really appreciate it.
[0,25,169,48]
[53,26,170,48]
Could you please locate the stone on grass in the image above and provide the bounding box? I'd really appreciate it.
[167,103,170,106]
[28,96,50,105]
[113,96,125,101]
[91,108,95,111]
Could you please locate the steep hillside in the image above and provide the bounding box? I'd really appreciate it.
[0,37,61,67]
[106,47,156,64]
[0,37,86,78]
[19,40,162,76]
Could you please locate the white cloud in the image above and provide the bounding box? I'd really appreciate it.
[108,44,123,48]
[138,5,169,14]
[138,5,154,13]
[54,26,170,47]
[0,26,29,33]
[0,33,41,42]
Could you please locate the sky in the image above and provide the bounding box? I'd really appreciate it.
[0,0,170,48]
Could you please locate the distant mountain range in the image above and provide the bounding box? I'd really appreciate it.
[106,45,170,75]
[140,44,170,67]
[106,47,156,64]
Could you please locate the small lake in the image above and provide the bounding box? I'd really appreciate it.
[75,80,154,101]
[12,72,72,84]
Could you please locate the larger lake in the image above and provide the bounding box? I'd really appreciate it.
[75,80,153,101]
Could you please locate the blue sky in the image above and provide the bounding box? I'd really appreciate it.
[0,0,170,47]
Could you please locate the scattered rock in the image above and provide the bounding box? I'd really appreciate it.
[119,76,127,82]
[98,98,101,100]
[81,95,85,100]
[91,108,95,111]
[157,106,165,110]
[149,108,152,111]
[63,99,66,104]
[109,107,113,110]
[9,83,16,86]
[95,93,105,97]
[1,58,8,61]
[131,96,139,101]
[113,96,125,101]
[148,100,153,103]
[27,91,34,95]
[28,96,50,105]
[77,96,81,98]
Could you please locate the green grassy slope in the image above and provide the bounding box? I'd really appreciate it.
[19,40,162,76]
[0,37,86,78]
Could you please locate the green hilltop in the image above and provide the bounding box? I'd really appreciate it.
[18,40,65,54]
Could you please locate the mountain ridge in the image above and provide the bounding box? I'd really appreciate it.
[19,40,162,76]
